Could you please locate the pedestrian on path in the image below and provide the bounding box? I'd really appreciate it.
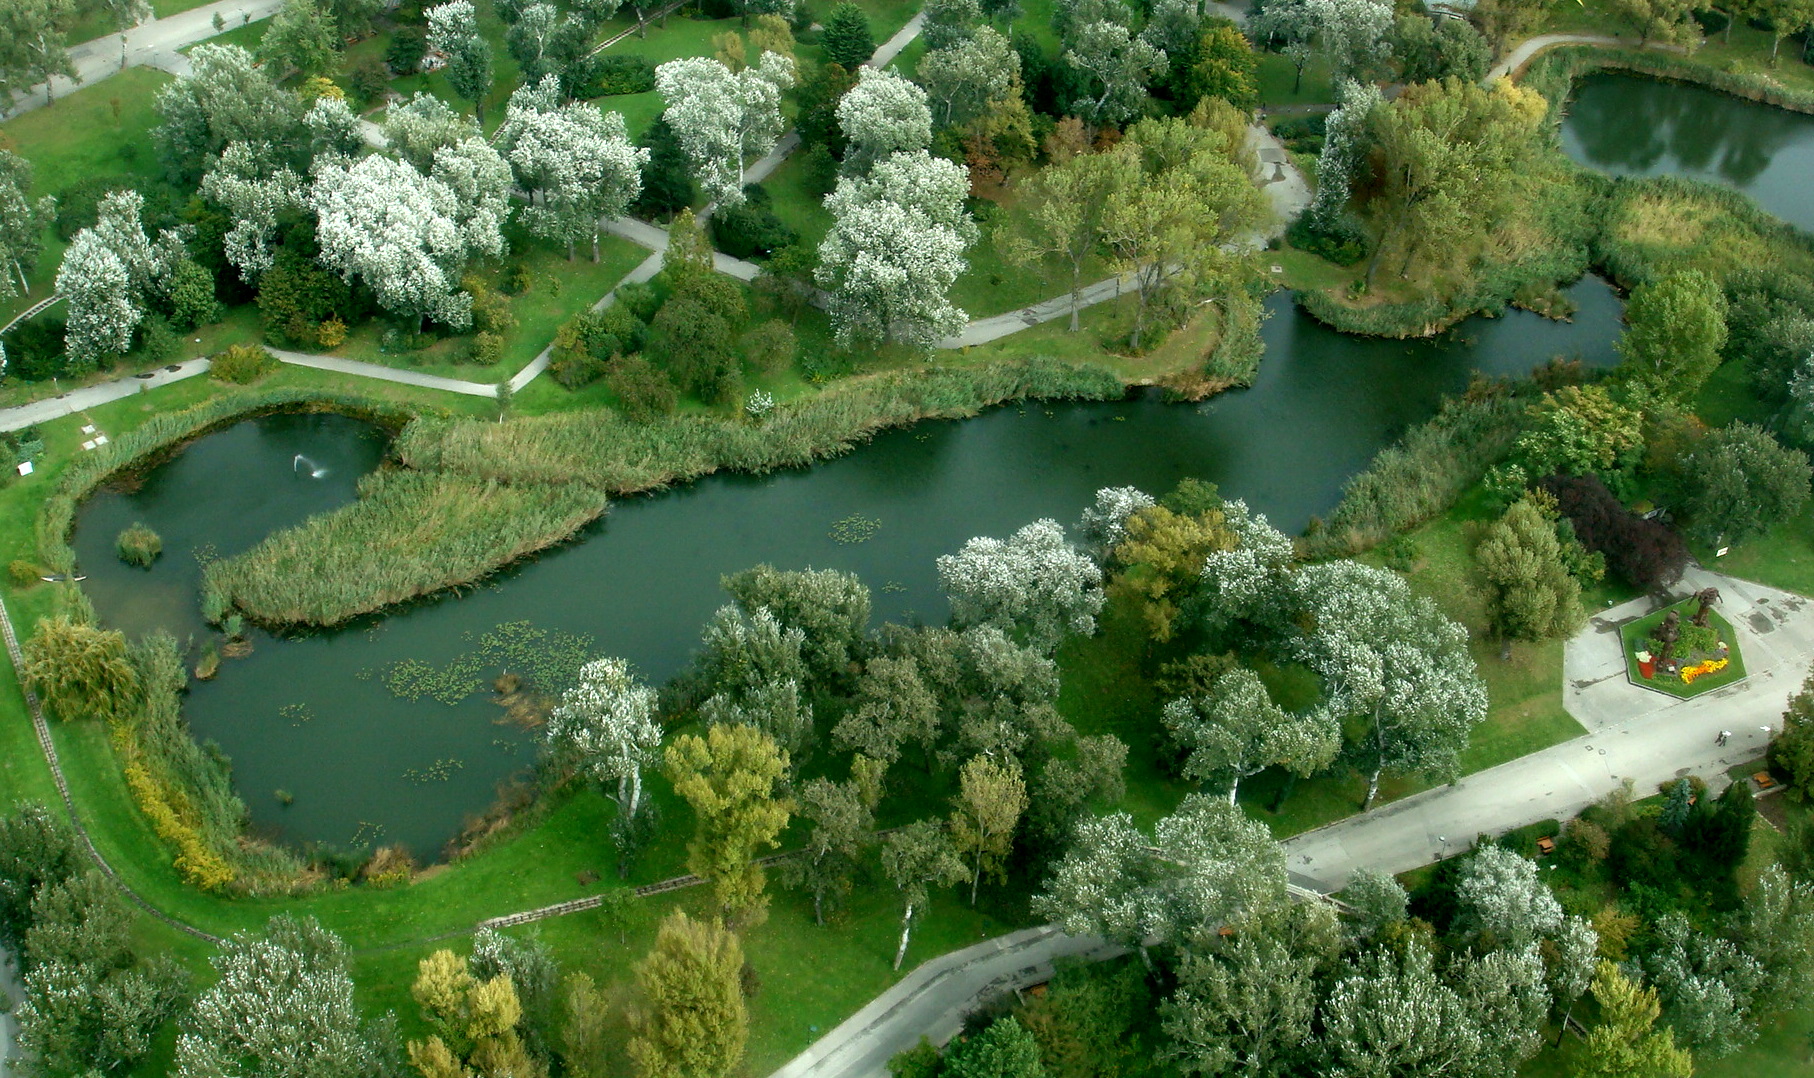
[1717,729,1731,745]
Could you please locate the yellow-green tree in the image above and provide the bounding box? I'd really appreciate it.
[665,724,793,926]
[627,910,747,1078]
[1110,504,1236,642]
[1476,496,1585,649]
[22,615,138,722]
[1577,961,1694,1078]
[949,755,1027,905]
[408,948,543,1078]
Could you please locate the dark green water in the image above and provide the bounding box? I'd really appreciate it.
[71,280,1624,858]
[1560,70,1814,231]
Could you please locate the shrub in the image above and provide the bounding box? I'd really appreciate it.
[1287,212,1370,267]
[613,281,661,323]
[257,248,353,348]
[210,345,278,384]
[116,524,163,568]
[53,176,134,241]
[471,332,505,366]
[551,349,609,389]
[607,354,679,421]
[9,560,42,587]
[164,258,223,330]
[710,188,797,260]
[3,318,68,381]
[317,316,348,350]
[588,54,655,96]
[742,320,796,375]
[349,55,391,105]
[464,275,517,335]
[136,315,179,364]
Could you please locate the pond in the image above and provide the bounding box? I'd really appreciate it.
[1560,70,1814,231]
[71,280,1625,858]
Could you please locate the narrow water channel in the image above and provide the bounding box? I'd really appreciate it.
[71,281,1625,857]
[1560,70,1814,231]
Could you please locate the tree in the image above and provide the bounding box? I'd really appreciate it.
[1363,77,1546,287]
[408,948,540,1078]
[1308,79,1381,227]
[816,149,975,348]
[560,972,612,1078]
[1645,912,1764,1057]
[664,725,793,926]
[1101,117,1268,348]
[1163,666,1340,805]
[635,116,697,218]
[1290,560,1487,810]
[1459,945,1552,1075]
[1578,961,1694,1078]
[326,0,384,36]
[781,775,877,924]
[1612,0,1701,43]
[1676,422,1811,546]
[1455,845,1563,949]
[722,565,872,685]
[1395,13,1490,84]
[202,143,306,285]
[1477,495,1585,647]
[427,1,495,124]
[1189,21,1260,109]
[0,151,53,299]
[949,756,1027,904]
[1542,473,1689,592]
[1472,0,1550,52]
[1319,938,1487,1078]
[837,67,932,174]
[21,616,137,723]
[310,153,498,331]
[1161,909,1330,1077]
[1074,486,1157,560]
[261,0,341,79]
[944,1016,1046,1078]
[173,916,394,1078]
[382,92,482,172]
[937,519,1104,653]
[924,0,984,50]
[1111,502,1239,641]
[1772,669,1814,794]
[1762,0,1814,61]
[1062,19,1166,126]
[1307,0,1394,83]
[627,911,746,1078]
[880,820,969,970]
[304,95,364,161]
[470,928,559,1064]
[655,52,795,206]
[1734,864,1814,1000]
[0,0,79,111]
[834,656,942,765]
[1618,270,1730,401]
[819,2,876,69]
[1251,0,1317,91]
[545,657,662,821]
[919,25,1020,127]
[498,78,649,261]
[1033,794,1286,953]
[1003,149,1134,332]
[153,44,304,185]
[0,802,77,953]
[57,231,139,371]
[1342,867,1408,939]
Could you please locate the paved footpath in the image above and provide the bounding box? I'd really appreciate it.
[4,0,283,118]
[1284,566,1812,889]
[0,358,213,432]
[1485,32,1685,83]
[0,944,16,1078]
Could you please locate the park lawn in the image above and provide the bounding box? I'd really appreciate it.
[153,0,220,16]
[1256,51,1336,108]
[1274,246,1357,294]
[320,236,648,380]
[1691,22,1814,93]
[178,19,267,53]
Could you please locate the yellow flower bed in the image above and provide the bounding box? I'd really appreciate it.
[1681,657,1730,685]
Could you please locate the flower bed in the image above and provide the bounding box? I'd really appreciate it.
[1618,598,1748,698]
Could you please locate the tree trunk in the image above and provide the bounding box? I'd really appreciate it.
[1069,263,1083,331]
[893,903,915,970]
[627,768,642,819]
[567,239,576,261]
[970,846,982,905]
[1500,636,1513,662]
[1363,766,1382,811]
[1227,779,1240,806]
[592,232,601,263]
[813,890,824,926]
[1774,34,1783,62]
[1292,63,1304,94]
[1271,771,1298,813]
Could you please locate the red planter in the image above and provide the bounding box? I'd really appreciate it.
[1638,657,1657,679]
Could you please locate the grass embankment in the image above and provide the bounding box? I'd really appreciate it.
[207,357,1127,625]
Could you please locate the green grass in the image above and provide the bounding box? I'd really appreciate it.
[1255,51,1336,107]
[153,0,220,16]
[1618,600,1747,698]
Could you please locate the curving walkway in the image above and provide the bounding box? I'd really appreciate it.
[1484,32,1687,83]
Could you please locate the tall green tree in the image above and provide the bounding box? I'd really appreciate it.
[0,802,78,953]
[1161,666,1339,805]
[427,0,496,125]
[1617,270,1729,401]
[949,755,1027,904]
[1676,422,1811,546]
[627,911,746,1078]
[664,725,793,926]
[1002,148,1132,332]
[261,0,342,78]
[1476,496,1586,649]
[0,0,79,110]
[1772,669,1814,794]
[819,3,876,68]
[880,820,968,970]
[779,773,877,924]
[944,1016,1047,1078]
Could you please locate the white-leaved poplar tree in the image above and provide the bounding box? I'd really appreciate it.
[1162,666,1340,805]
[916,24,1020,127]
[835,66,932,175]
[1063,18,1166,126]
[498,77,649,261]
[381,91,482,172]
[1307,0,1394,83]
[56,190,188,369]
[1075,485,1156,563]
[1032,793,1286,954]
[1198,498,1296,629]
[1455,845,1563,949]
[172,916,389,1078]
[1308,78,1381,227]
[309,154,488,331]
[201,142,305,284]
[1289,559,1487,810]
[426,0,494,124]
[303,95,365,161]
[429,137,514,258]
[1319,938,1486,1077]
[545,657,662,820]
[937,518,1104,654]
[655,52,795,206]
[0,150,53,299]
[816,149,975,348]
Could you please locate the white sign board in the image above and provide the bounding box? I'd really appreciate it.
[16,461,31,477]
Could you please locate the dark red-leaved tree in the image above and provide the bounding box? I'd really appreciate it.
[1541,473,1688,592]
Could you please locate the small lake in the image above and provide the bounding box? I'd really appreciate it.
[71,281,1625,858]
[1560,70,1814,231]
